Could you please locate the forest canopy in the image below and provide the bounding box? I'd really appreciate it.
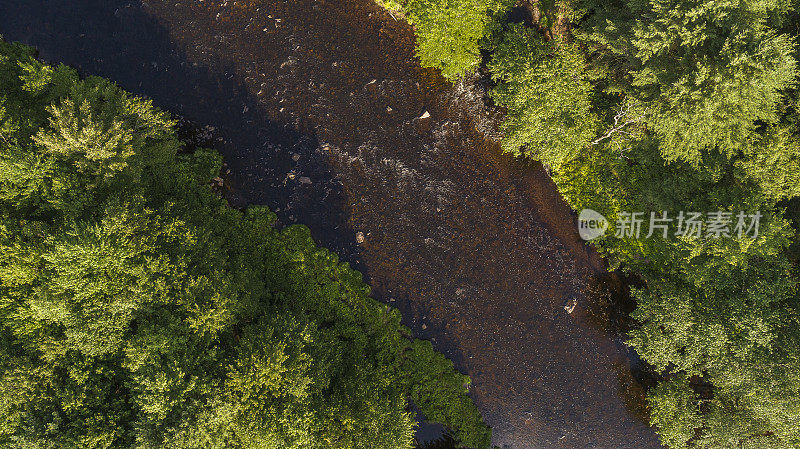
[378,0,800,447]
[0,39,491,449]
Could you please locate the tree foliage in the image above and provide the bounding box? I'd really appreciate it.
[488,24,599,169]
[556,1,800,447]
[0,39,490,449]
[377,0,510,80]
[582,0,798,163]
[380,0,800,445]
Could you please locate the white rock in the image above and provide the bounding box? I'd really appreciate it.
[419,111,431,119]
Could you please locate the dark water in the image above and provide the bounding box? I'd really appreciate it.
[0,1,663,447]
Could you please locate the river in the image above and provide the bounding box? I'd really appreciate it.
[0,0,663,447]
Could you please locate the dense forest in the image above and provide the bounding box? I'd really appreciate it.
[0,39,491,449]
[378,0,800,448]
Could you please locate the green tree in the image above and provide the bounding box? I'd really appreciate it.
[0,39,490,449]
[377,0,509,80]
[488,24,599,169]
[582,0,798,164]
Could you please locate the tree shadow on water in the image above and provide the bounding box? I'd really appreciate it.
[583,271,663,425]
[0,0,365,272]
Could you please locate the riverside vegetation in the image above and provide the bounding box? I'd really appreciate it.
[378,0,800,448]
[0,39,492,449]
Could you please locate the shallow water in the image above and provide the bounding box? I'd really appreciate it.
[0,0,663,447]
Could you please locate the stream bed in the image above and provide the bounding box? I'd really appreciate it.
[0,0,664,447]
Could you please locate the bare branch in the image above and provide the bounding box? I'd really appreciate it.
[592,103,647,145]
